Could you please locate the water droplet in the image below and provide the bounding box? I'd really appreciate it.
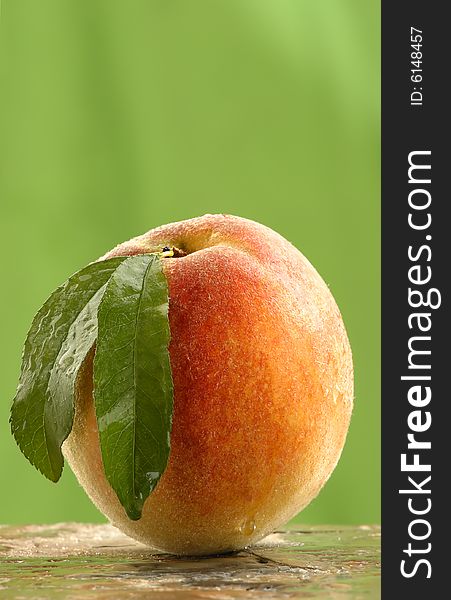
[146,471,160,483]
[239,517,256,537]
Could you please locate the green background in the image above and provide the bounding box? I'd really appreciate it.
[0,1,380,525]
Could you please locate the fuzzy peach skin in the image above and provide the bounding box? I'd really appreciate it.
[63,214,353,555]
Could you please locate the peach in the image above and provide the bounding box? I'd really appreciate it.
[63,214,353,555]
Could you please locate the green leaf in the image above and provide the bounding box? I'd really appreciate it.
[10,257,127,482]
[93,254,173,520]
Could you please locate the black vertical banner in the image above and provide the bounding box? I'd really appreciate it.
[382,2,447,596]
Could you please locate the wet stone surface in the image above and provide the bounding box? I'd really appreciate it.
[0,523,380,599]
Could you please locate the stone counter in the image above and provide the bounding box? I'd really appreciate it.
[0,523,380,598]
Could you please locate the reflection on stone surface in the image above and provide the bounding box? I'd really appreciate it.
[0,523,380,598]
